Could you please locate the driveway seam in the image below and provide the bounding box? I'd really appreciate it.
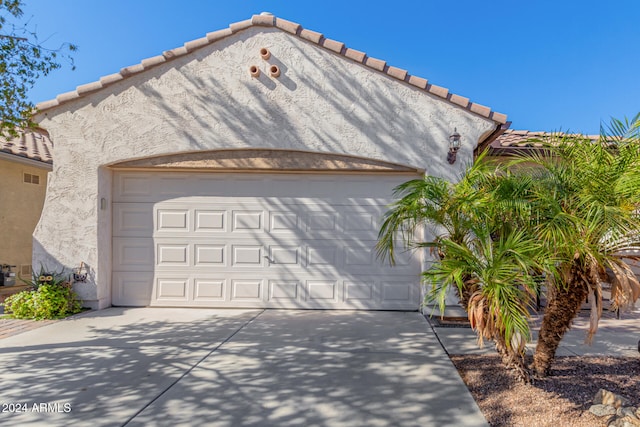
[424,316,452,357]
[120,309,265,426]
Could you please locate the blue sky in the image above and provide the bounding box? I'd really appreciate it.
[20,0,640,134]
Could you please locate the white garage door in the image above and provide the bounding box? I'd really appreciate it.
[112,172,421,309]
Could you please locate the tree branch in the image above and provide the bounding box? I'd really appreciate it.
[0,34,27,41]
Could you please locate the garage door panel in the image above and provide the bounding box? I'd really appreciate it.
[344,281,375,302]
[157,176,191,197]
[156,209,189,232]
[390,250,415,266]
[113,204,153,237]
[231,279,264,301]
[269,246,300,265]
[381,281,418,305]
[112,238,153,271]
[232,245,264,267]
[194,210,226,232]
[344,212,377,232]
[306,212,338,231]
[231,210,264,232]
[343,246,373,266]
[306,280,339,302]
[306,246,337,266]
[113,172,421,309]
[193,175,231,195]
[268,280,300,302]
[116,174,153,200]
[194,244,226,266]
[155,278,189,301]
[193,279,226,301]
[157,243,190,266]
[269,211,300,233]
[112,272,153,306]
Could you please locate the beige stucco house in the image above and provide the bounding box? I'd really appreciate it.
[32,14,507,310]
[0,131,52,281]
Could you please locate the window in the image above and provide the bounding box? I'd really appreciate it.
[23,173,40,185]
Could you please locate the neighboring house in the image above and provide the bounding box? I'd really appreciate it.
[487,129,599,156]
[0,130,52,280]
[32,13,507,310]
[489,129,640,279]
[488,129,552,156]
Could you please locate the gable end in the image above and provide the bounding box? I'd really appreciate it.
[35,14,507,125]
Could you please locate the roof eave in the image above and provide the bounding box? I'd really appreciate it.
[0,150,53,170]
[475,121,511,157]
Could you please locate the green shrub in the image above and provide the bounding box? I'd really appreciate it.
[4,282,81,320]
[3,290,35,318]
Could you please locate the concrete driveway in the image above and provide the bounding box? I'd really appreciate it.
[0,308,487,427]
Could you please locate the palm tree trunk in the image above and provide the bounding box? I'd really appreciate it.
[494,335,529,382]
[456,276,478,313]
[531,267,589,377]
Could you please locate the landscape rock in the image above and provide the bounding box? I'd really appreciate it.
[594,389,631,408]
[608,416,640,427]
[617,407,638,419]
[591,404,618,417]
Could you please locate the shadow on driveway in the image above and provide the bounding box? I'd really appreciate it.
[0,308,487,427]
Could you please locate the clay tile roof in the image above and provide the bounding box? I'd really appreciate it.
[35,14,507,125]
[0,129,53,165]
[490,129,601,154]
[494,130,548,148]
[494,129,600,147]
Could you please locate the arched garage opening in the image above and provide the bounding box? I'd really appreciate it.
[109,149,423,310]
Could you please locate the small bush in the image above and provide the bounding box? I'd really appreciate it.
[3,290,35,318]
[4,282,82,320]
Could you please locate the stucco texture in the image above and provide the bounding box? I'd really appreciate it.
[34,26,496,308]
[0,158,48,278]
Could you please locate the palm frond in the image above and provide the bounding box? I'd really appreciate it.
[608,258,640,312]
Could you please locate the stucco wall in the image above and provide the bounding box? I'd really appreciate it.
[34,27,496,308]
[0,158,48,278]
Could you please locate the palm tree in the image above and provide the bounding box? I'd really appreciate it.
[522,116,640,376]
[377,115,640,380]
[376,155,497,310]
[424,221,545,378]
[378,153,547,379]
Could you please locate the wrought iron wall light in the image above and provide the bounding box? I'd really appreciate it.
[447,128,461,164]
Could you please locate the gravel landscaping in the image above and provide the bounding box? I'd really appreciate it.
[451,354,640,427]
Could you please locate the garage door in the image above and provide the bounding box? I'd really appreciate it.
[112,172,421,309]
